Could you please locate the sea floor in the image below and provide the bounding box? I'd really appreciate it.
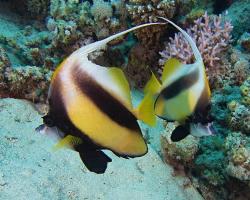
[0,97,203,200]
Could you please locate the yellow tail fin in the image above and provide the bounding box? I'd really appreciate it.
[144,72,161,95]
[136,72,162,126]
[136,93,157,126]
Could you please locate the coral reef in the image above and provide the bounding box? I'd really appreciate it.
[0,46,10,83]
[158,12,233,84]
[161,79,250,199]
[161,124,199,169]
[125,0,196,88]
[225,0,250,40]
[0,44,51,102]
[9,0,50,20]
[238,32,250,52]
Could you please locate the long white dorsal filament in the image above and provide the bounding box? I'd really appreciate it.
[158,17,202,62]
[75,22,165,56]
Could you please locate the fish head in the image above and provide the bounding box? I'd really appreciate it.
[190,122,216,138]
[35,117,65,142]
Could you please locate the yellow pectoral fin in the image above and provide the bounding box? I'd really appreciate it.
[144,72,162,95]
[162,58,183,82]
[52,135,82,152]
[136,93,157,126]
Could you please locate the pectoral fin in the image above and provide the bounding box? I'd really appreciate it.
[52,135,82,151]
[136,93,157,126]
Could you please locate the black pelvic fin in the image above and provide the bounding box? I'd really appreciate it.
[171,124,190,142]
[79,150,112,174]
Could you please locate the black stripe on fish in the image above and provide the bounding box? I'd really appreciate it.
[48,74,99,150]
[72,65,140,131]
[161,68,199,100]
[194,84,210,114]
[48,74,113,173]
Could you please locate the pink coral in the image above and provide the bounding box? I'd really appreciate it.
[159,12,233,70]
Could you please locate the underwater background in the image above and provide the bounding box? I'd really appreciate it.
[0,0,250,199]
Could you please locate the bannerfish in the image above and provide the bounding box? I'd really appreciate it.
[144,17,215,142]
[35,23,162,174]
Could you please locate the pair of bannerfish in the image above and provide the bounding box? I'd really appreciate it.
[36,18,215,174]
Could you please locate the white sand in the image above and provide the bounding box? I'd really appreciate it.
[0,98,203,200]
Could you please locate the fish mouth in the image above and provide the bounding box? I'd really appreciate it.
[206,122,216,135]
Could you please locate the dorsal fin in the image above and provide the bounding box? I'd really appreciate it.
[161,58,183,83]
[75,22,165,56]
[107,67,132,108]
[144,72,162,95]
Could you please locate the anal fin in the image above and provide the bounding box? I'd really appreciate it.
[79,150,112,174]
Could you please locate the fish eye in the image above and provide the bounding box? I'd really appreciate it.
[42,115,54,127]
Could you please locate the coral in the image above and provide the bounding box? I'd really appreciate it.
[194,135,227,186]
[228,103,250,133]
[9,0,49,20]
[225,0,250,39]
[126,0,195,47]
[160,123,199,168]
[2,66,51,102]
[228,78,250,134]
[26,0,50,20]
[91,0,113,21]
[238,32,250,52]
[0,46,10,83]
[126,0,176,24]
[225,132,250,182]
[124,0,196,88]
[159,12,233,80]
[218,47,250,88]
[184,8,206,24]
[240,77,250,96]
[125,44,153,88]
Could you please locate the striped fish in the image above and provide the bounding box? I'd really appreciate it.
[144,17,215,142]
[35,23,163,174]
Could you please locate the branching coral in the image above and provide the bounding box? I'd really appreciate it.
[159,12,233,82]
